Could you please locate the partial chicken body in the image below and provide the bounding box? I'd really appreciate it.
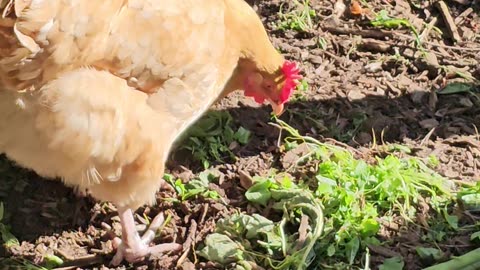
[0,0,300,265]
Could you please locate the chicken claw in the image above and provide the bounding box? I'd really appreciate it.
[111,207,182,266]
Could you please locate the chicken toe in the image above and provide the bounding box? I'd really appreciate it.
[111,207,182,266]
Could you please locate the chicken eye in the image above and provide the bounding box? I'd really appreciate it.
[264,82,274,91]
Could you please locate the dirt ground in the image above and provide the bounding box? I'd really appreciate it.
[1,0,479,269]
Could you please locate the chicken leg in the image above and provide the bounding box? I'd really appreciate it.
[111,207,182,266]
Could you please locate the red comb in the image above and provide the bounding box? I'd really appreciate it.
[279,60,302,103]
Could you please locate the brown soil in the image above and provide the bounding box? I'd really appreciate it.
[1,0,479,269]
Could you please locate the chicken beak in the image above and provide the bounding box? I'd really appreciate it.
[269,101,284,116]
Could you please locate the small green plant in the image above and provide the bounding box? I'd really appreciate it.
[457,181,480,212]
[437,82,480,95]
[378,257,404,270]
[0,201,51,270]
[0,202,19,249]
[180,111,251,169]
[329,112,367,142]
[272,119,454,267]
[164,171,221,202]
[370,10,422,49]
[317,36,328,50]
[277,0,316,32]
[292,78,309,101]
[198,118,472,269]
[0,258,49,270]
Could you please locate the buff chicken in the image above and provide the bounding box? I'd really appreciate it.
[0,0,301,265]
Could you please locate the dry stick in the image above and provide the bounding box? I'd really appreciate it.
[367,243,401,258]
[396,33,480,51]
[176,220,198,267]
[323,24,480,51]
[323,137,365,156]
[366,38,478,66]
[54,249,75,262]
[322,25,394,39]
[320,49,344,63]
[435,1,461,43]
[53,254,104,270]
[419,17,438,43]
[420,127,436,147]
[199,203,209,224]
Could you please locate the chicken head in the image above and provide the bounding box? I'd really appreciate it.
[243,60,302,115]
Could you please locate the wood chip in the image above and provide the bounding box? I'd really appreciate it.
[238,170,254,189]
[419,119,439,129]
[295,214,309,250]
[333,0,346,19]
[435,1,461,43]
[359,38,391,52]
[454,7,473,25]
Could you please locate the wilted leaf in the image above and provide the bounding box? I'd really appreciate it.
[442,210,458,230]
[416,247,444,261]
[245,180,272,206]
[197,233,244,264]
[470,231,480,242]
[242,214,275,240]
[346,237,360,264]
[437,82,476,95]
[378,257,404,270]
[232,214,274,239]
[216,213,277,242]
[0,223,19,248]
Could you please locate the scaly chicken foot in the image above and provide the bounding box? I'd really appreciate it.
[111,207,182,266]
